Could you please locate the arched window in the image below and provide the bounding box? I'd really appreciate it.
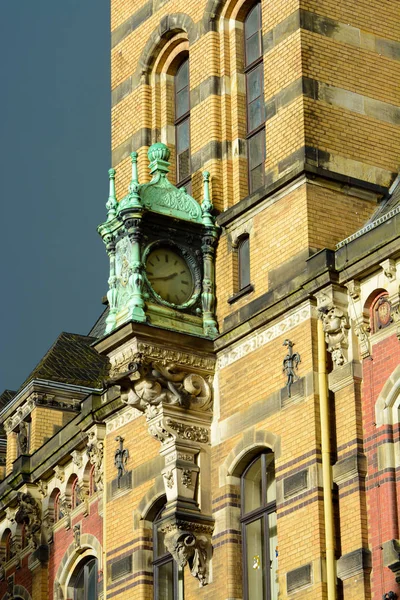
[241,452,278,600]
[175,56,191,194]
[89,465,96,495]
[71,477,82,509]
[244,3,265,194]
[73,557,98,600]
[238,235,251,290]
[153,506,184,600]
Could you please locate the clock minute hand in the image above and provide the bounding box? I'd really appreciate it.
[149,272,178,281]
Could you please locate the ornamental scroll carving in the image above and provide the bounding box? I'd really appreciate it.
[113,353,212,416]
[319,304,350,368]
[14,492,42,549]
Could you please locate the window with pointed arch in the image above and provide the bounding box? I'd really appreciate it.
[72,557,98,600]
[241,452,278,600]
[175,55,191,194]
[153,505,184,600]
[244,2,265,194]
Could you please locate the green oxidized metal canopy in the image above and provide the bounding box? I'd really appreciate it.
[117,142,203,224]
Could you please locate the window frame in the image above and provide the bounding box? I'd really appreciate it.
[73,557,98,600]
[174,56,192,193]
[244,2,266,194]
[241,452,277,600]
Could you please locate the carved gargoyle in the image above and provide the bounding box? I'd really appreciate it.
[14,492,42,549]
[319,304,350,367]
[164,529,209,586]
[108,353,212,416]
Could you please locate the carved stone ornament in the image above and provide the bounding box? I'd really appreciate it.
[60,495,72,529]
[162,520,213,586]
[319,304,350,368]
[354,317,371,359]
[282,340,301,397]
[36,480,48,498]
[112,353,212,415]
[71,450,83,468]
[114,436,129,487]
[14,492,42,549]
[86,430,104,491]
[42,510,55,544]
[17,421,29,455]
[73,524,81,549]
[54,465,65,483]
[75,481,90,516]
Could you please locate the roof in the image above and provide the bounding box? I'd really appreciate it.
[0,390,16,411]
[88,306,109,339]
[19,332,110,391]
[337,173,400,248]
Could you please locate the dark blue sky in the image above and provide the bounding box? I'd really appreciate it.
[0,2,111,391]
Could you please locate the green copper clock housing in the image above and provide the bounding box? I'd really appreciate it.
[98,143,219,339]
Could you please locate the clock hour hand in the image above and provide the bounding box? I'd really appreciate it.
[148,272,178,281]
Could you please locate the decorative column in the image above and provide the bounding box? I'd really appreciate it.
[201,171,219,338]
[109,352,214,585]
[119,152,146,323]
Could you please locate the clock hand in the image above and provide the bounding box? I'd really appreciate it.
[149,272,178,281]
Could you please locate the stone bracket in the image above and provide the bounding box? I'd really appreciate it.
[337,548,371,581]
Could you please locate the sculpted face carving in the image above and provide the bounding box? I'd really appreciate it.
[320,304,349,368]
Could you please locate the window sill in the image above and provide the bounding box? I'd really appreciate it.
[228,283,254,304]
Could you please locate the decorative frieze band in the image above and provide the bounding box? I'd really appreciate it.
[217,303,314,370]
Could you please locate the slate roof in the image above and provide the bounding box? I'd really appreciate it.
[88,306,109,339]
[337,173,400,248]
[19,332,110,391]
[0,390,16,411]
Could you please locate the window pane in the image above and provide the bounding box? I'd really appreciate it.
[247,65,262,103]
[245,4,260,39]
[248,97,263,132]
[245,518,265,600]
[176,119,189,154]
[178,149,190,183]
[176,88,189,119]
[266,453,276,504]
[268,512,279,599]
[239,237,250,289]
[158,560,174,600]
[248,130,264,170]
[250,165,264,193]
[176,60,188,93]
[246,32,261,66]
[86,561,97,600]
[74,568,85,600]
[244,455,263,513]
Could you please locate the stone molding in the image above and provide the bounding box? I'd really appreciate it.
[332,453,367,486]
[86,425,106,492]
[217,302,314,370]
[4,393,79,433]
[337,548,371,581]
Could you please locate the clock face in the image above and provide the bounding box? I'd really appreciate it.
[145,246,194,305]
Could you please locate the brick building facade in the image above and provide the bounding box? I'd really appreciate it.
[0,1,399,599]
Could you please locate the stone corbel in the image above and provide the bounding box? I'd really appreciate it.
[380,259,397,281]
[86,425,106,492]
[14,491,42,549]
[109,353,214,584]
[315,287,350,368]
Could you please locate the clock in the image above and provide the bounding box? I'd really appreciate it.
[145,245,195,306]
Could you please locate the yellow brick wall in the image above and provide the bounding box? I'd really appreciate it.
[30,408,76,453]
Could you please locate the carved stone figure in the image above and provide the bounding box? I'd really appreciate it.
[112,355,212,416]
[17,421,28,455]
[73,524,81,549]
[114,436,129,487]
[86,431,104,491]
[14,492,42,549]
[282,340,301,397]
[319,304,350,368]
